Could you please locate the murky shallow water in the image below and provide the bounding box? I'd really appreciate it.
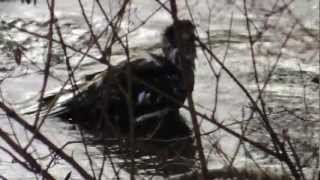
[0,0,318,179]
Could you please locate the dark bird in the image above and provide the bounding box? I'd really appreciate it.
[39,20,197,141]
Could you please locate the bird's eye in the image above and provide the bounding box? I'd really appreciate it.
[182,33,191,40]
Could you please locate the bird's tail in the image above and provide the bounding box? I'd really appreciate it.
[21,70,105,117]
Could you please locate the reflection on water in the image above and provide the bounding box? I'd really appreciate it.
[58,108,196,176]
[89,136,195,176]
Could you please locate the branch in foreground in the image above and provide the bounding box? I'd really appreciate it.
[0,101,94,180]
[0,128,55,179]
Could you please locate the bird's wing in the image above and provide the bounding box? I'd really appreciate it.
[119,54,185,112]
[21,70,106,115]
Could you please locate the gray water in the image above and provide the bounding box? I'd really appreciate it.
[0,0,318,179]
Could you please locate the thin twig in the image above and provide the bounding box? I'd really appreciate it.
[0,101,94,179]
[0,128,55,179]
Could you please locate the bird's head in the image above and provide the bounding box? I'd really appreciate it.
[162,20,197,95]
[162,20,196,70]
